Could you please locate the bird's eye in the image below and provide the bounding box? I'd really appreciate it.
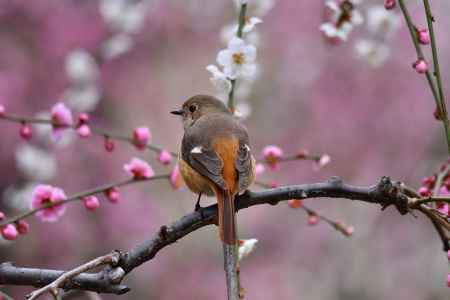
[189,105,197,113]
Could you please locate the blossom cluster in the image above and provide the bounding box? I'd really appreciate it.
[206,0,274,117]
[416,160,450,288]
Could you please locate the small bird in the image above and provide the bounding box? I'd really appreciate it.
[171,95,255,246]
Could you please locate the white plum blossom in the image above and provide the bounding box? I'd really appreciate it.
[206,65,232,95]
[99,0,150,34]
[235,100,252,119]
[354,39,390,67]
[221,17,262,45]
[101,34,134,59]
[65,49,99,84]
[367,5,401,38]
[2,183,35,212]
[217,37,257,80]
[238,238,258,261]
[320,0,363,41]
[64,84,101,112]
[15,144,57,181]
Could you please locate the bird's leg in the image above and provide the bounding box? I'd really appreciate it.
[195,193,203,212]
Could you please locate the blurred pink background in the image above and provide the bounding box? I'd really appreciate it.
[1,0,449,299]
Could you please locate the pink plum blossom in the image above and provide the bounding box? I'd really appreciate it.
[124,157,154,179]
[31,184,67,222]
[133,127,151,150]
[262,145,283,170]
[158,150,173,165]
[1,224,18,240]
[51,102,73,128]
[0,105,5,117]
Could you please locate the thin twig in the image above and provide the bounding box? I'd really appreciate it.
[0,113,176,155]
[0,175,170,227]
[227,3,247,112]
[398,0,450,154]
[423,0,450,151]
[26,252,122,300]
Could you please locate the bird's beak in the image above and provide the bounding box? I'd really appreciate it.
[170,109,183,115]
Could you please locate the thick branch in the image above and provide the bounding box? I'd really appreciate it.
[1,177,446,295]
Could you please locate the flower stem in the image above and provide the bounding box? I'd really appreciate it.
[398,0,450,154]
[423,0,450,153]
[227,3,248,112]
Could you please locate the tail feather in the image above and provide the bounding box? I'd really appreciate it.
[216,189,237,245]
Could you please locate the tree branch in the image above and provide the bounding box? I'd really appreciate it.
[1,177,448,296]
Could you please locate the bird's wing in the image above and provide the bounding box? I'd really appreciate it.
[182,132,227,190]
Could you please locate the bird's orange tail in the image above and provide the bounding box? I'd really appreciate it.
[216,189,237,245]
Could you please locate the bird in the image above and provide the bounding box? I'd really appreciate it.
[171,95,255,246]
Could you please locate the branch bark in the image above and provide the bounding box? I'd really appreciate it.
[1,177,447,296]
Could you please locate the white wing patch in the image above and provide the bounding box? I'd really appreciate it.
[244,144,251,152]
[191,146,203,154]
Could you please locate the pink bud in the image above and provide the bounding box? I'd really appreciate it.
[78,113,90,124]
[0,211,5,221]
[16,220,30,234]
[133,127,151,150]
[269,181,279,188]
[104,137,115,152]
[83,196,100,211]
[296,149,309,159]
[413,59,428,74]
[77,124,91,138]
[447,250,450,262]
[1,224,18,240]
[105,187,120,203]
[418,186,431,197]
[20,123,33,140]
[158,150,173,165]
[288,199,302,209]
[345,226,354,236]
[384,0,396,10]
[417,28,430,45]
[0,105,5,117]
[307,215,319,225]
[316,154,331,169]
[447,274,450,288]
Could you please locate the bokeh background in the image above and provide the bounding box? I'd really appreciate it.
[1,0,450,299]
